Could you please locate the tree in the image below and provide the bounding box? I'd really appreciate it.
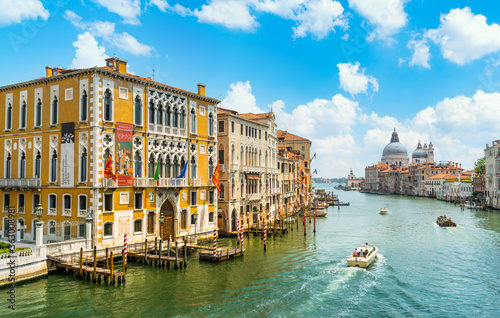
[474,156,485,174]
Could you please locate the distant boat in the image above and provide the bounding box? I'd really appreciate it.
[380,208,388,215]
[436,216,456,227]
[304,210,327,217]
[348,245,378,268]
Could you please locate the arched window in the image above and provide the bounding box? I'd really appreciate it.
[148,156,155,178]
[208,157,214,179]
[165,105,171,126]
[51,96,58,125]
[134,219,142,233]
[208,113,214,136]
[48,194,56,215]
[208,212,214,223]
[173,156,179,177]
[19,152,26,178]
[35,99,42,127]
[172,107,178,127]
[180,107,185,129]
[49,220,56,235]
[190,108,196,134]
[134,151,142,178]
[157,103,163,125]
[190,156,196,178]
[219,183,225,198]
[50,150,57,182]
[158,156,164,178]
[166,156,171,178]
[134,95,142,125]
[104,222,113,236]
[5,152,11,178]
[104,88,112,121]
[78,222,86,238]
[81,90,88,121]
[20,101,27,128]
[80,147,87,182]
[6,103,12,130]
[149,100,155,124]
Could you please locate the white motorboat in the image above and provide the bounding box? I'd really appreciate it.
[347,245,378,268]
[380,208,388,214]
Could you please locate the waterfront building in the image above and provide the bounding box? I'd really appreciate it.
[381,129,409,167]
[277,130,312,205]
[484,140,500,209]
[363,163,388,192]
[216,108,279,233]
[473,173,485,206]
[424,174,456,198]
[277,146,300,215]
[0,57,219,246]
[346,169,364,190]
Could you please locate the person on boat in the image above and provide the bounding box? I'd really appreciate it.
[444,214,447,219]
[359,250,364,257]
[353,249,358,257]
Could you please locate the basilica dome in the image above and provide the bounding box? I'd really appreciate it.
[412,141,428,159]
[382,130,408,156]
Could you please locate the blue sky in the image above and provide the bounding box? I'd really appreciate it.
[1,0,500,177]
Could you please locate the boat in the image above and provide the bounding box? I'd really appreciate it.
[347,244,378,268]
[304,210,327,217]
[436,216,456,227]
[316,203,328,209]
[380,208,388,215]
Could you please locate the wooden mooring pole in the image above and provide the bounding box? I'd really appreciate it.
[110,251,114,285]
[93,246,97,282]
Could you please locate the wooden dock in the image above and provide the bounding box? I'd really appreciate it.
[199,247,244,262]
[127,238,187,269]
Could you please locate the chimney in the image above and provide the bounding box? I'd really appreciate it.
[45,66,52,77]
[197,83,206,96]
[105,57,127,74]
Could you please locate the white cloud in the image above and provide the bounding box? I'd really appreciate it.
[111,32,154,56]
[425,7,500,65]
[407,39,431,68]
[0,0,49,26]
[69,32,109,68]
[219,81,497,177]
[337,62,379,95]
[194,0,259,31]
[348,0,408,41]
[64,10,152,57]
[220,81,265,114]
[93,0,141,25]
[149,0,170,12]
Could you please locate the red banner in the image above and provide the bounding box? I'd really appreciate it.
[115,122,133,186]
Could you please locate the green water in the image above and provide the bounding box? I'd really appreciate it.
[3,184,500,317]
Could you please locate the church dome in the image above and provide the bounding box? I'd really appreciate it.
[382,129,408,156]
[412,141,428,159]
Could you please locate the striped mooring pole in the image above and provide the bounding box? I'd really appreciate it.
[213,228,217,256]
[237,219,240,243]
[124,233,128,266]
[263,222,267,251]
[240,223,244,250]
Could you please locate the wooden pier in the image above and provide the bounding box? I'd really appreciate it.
[127,238,187,269]
[199,247,244,262]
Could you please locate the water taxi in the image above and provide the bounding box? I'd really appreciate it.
[348,245,378,268]
[436,216,456,227]
[304,210,327,217]
[380,208,388,214]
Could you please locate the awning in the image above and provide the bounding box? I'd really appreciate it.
[246,174,260,180]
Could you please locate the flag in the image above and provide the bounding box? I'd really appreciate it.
[212,162,220,192]
[154,161,160,186]
[175,161,188,179]
[311,152,316,161]
[313,169,318,174]
[104,153,116,180]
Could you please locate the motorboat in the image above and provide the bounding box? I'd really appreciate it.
[436,216,456,227]
[348,245,378,268]
[304,210,327,217]
[380,208,388,214]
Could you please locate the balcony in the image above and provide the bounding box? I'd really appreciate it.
[230,164,239,171]
[247,193,262,201]
[102,178,116,187]
[158,178,186,187]
[0,178,41,189]
[247,166,264,173]
[63,209,71,217]
[190,178,201,187]
[78,209,87,218]
[134,178,148,187]
[48,208,57,216]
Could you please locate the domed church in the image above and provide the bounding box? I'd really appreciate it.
[381,129,409,167]
[411,141,434,164]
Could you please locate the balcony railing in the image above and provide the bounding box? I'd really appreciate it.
[247,193,262,201]
[63,209,71,217]
[48,208,57,216]
[247,166,264,173]
[231,164,239,171]
[18,207,24,213]
[220,164,225,172]
[158,178,186,187]
[78,209,87,218]
[134,178,148,187]
[102,178,116,187]
[0,178,41,188]
[190,178,201,186]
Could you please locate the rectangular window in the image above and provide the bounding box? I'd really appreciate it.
[265,132,268,140]
[135,192,143,210]
[147,212,155,234]
[259,130,261,139]
[219,150,225,165]
[79,196,87,216]
[231,121,234,133]
[49,194,56,215]
[78,222,86,238]
[104,194,113,212]
[18,194,25,213]
[241,124,243,135]
[191,191,197,205]
[134,219,142,232]
[181,210,187,229]
[3,194,10,211]
[104,223,113,236]
[209,191,214,204]
[218,121,224,133]
[209,212,214,223]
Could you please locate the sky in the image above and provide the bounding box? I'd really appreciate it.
[1,0,500,178]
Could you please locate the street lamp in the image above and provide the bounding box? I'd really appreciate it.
[159,211,165,240]
[35,203,43,219]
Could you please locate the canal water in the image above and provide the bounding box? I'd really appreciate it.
[4,183,500,317]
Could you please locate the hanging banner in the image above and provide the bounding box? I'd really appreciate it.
[115,122,133,186]
[60,122,75,187]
